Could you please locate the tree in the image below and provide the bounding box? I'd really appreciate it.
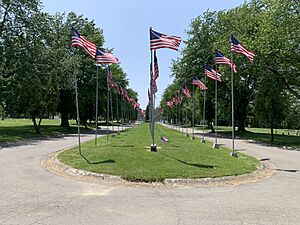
[1,2,138,133]
[254,74,288,142]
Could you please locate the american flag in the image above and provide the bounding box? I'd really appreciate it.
[152,80,158,94]
[166,101,174,107]
[154,50,159,80]
[150,62,158,94]
[231,35,255,62]
[215,49,237,73]
[119,87,125,96]
[150,28,182,51]
[96,49,119,64]
[192,76,208,91]
[159,107,164,115]
[160,136,169,143]
[148,89,152,102]
[123,89,128,98]
[107,67,113,89]
[182,85,191,98]
[177,95,183,104]
[71,27,97,59]
[172,96,177,104]
[129,98,135,105]
[117,86,123,95]
[135,102,141,109]
[205,64,222,82]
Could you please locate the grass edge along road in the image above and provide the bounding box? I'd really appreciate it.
[0,119,92,143]
[58,123,259,182]
[194,125,300,150]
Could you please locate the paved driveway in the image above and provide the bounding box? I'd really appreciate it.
[0,125,299,225]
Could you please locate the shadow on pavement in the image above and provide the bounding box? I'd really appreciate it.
[275,168,298,173]
[260,158,270,161]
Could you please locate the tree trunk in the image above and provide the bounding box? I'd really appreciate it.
[208,120,214,133]
[270,119,274,143]
[38,117,43,127]
[237,122,246,131]
[60,112,70,128]
[31,114,41,134]
[237,112,246,131]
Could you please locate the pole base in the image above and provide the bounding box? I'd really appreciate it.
[201,139,205,143]
[185,133,189,137]
[230,152,238,158]
[151,144,157,152]
[191,136,195,140]
[213,143,219,149]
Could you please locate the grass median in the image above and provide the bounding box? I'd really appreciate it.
[58,123,259,182]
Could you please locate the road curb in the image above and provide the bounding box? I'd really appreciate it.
[41,149,275,188]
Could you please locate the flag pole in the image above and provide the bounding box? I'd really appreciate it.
[94,64,99,146]
[185,101,189,137]
[201,77,206,143]
[230,50,237,157]
[110,88,115,137]
[106,65,110,141]
[121,96,124,131]
[148,96,152,132]
[213,65,219,149]
[150,28,157,151]
[180,103,183,134]
[116,91,120,134]
[192,84,195,140]
[73,48,81,154]
[172,106,174,128]
[176,99,179,131]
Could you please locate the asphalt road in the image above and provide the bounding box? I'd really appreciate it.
[0,124,299,225]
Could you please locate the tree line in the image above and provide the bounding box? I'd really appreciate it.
[159,0,300,141]
[0,0,138,133]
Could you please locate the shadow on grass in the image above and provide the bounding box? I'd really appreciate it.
[80,153,115,165]
[0,125,95,148]
[160,153,216,169]
[214,130,300,150]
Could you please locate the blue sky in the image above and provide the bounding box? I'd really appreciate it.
[43,0,245,109]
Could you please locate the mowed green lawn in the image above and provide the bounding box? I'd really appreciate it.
[194,125,300,150]
[0,119,80,143]
[217,127,300,150]
[58,123,259,182]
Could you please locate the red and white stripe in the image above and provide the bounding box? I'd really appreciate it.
[192,79,208,91]
[72,35,97,59]
[231,43,255,62]
[96,52,118,64]
[205,68,222,82]
[215,57,237,73]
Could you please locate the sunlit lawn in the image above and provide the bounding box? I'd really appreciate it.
[0,118,84,143]
[192,125,300,150]
[58,123,259,182]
